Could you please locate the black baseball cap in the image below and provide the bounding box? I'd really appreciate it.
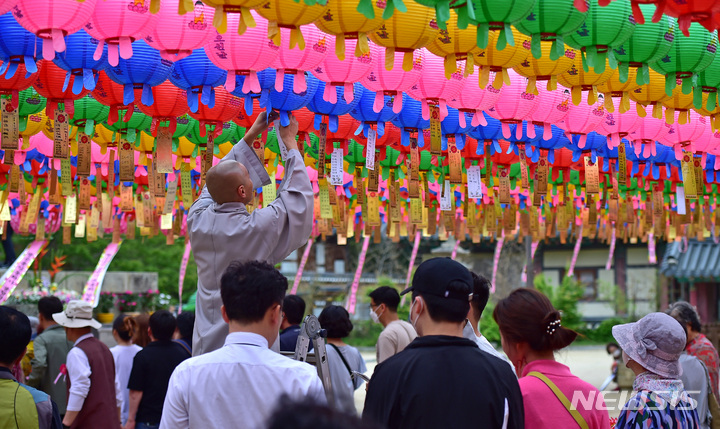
[400,258,473,300]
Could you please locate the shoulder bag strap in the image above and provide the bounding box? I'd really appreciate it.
[328,343,353,377]
[527,371,589,429]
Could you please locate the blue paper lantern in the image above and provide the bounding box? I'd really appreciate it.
[169,48,227,114]
[268,72,318,126]
[105,39,173,106]
[350,87,402,138]
[307,78,362,133]
[468,113,502,155]
[391,96,430,148]
[231,68,275,115]
[440,107,472,150]
[52,29,108,94]
[0,12,42,77]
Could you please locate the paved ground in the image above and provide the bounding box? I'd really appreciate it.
[353,345,624,418]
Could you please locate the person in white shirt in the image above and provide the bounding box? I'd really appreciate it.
[368,286,417,364]
[463,272,515,373]
[110,314,142,426]
[160,260,326,429]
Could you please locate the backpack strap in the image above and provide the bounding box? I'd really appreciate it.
[527,371,589,429]
[328,343,353,377]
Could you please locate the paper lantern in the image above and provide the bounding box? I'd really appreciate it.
[557,90,606,148]
[659,110,706,159]
[649,23,718,100]
[661,81,696,124]
[13,0,97,60]
[595,99,642,148]
[169,48,227,113]
[307,79,362,132]
[597,68,639,114]
[204,11,280,93]
[390,95,430,147]
[361,45,422,114]
[440,107,472,149]
[468,113,502,147]
[0,12,43,76]
[69,94,109,136]
[612,3,675,86]
[103,105,152,143]
[268,72,319,125]
[349,89,403,137]
[145,0,216,62]
[696,47,720,111]
[473,27,532,89]
[663,0,720,36]
[413,0,475,31]
[188,85,242,135]
[137,80,190,134]
[628,69,670,119]
[407,48,464,121]
[0,0,16,16]
[186,120,239,150]
[0,59,41,108]
[310,37,375,104]
[696,92,720,131]
[447,67,502,127]
[527,86,571,140]
[232,96,261,127]
[256,0,327,49]
[513,42,577,95]
[424,14,478,78]
[16,87,46,132]
[486,70,540,139]
[368,1,438,71]
[565,0,636,74]
[557,54,615,105]
[33,61,89,118]
[105,39,174,107]
[202,0,265,36]
[313,0,384,61]
[271,26,328,95]
[466,0,536,51]
[514,0,587,60]
[93,72,129,125]
[52,29,108,93]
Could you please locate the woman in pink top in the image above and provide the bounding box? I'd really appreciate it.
[494,288,610,429]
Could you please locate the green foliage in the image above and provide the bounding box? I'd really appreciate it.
[579,317,631,343]
[480,300,501,345]
[346,318,384,348]
[535,274,584,332]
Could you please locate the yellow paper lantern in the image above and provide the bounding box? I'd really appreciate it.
[557,54,615,106]
[255,0,328,49]
[513,41,576,94]
[368,1,438,71]
[472,27,531,90]
[204,0,266,35]
[313,0,384,60]
[661,80,695,125]
[174,136,199,170]
[424,13,478,79]
[628,70,670,120]
[695,93,720,131]
[597,68,639,114]
[20,111,47,149]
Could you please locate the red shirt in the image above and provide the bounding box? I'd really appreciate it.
[687,333,720,399]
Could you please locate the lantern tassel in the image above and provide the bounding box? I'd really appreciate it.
[421,101,430,121]
[373,91,384,113]
[472,110,487,127]
[275,70,285,92]
[293,72,307,94]
[526,123,536,139]
[226,73,237,93]
[402,51,413,72]
[108,44,120,68]
[83,69,95,91]
[323,83,337,104]
[93,39,105,62]
[392,92,403,113]
[343,83,354,103]
[385,47,395,71]
[118,37,133,60]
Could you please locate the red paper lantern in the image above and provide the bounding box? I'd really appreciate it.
[93,72,129,124]
[32,61,89,117]
[189,85,242,136]
[137,80,190,135]
[0,59,41,108]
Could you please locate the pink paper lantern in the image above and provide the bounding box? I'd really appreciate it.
[272,25,328,94]
[361,44,423,115]
[310,37,375,105]
[526,86,570,141]
[595,100,643,149]
[693,122,720,169]
[627,105,670,158]
[13,0,98,61]
[204,10,280,93]
[660,111,707,160]
[84,0,159,67]
[0,0,17,16]
[557,91,606,149]
[447,67,502,128]
[145,0,216,62]
[486,70,540,140]
[406,48,464,121]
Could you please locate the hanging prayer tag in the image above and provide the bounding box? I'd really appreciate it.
[519,150,529,189]
[53,108,70,159]
[78,177,91,210]
[156,127,173,173]
[75,214,86,238]
[430,104,442,155]
[467,165,482,199]
[61,159,73,197]
[368,162,379,192]
[365,128,376,170]
[163,178,177,215]
[681,152,697,199]
[121,185,134,212]
[618,142,627,187]
[368,192,381,226]
[499,168,511,204]
[108,149,116,197]
[77,133,92,177]
[355,166,365,205]
[9,164,19,193]
[693,156,704,197]
[152,162,165,197]
[440,180,452,211]
[318,179,332,219]
[330,148,344,185]
[252,136,265,162]
[584,156,600,194]
[262,182,276,205]
[410,198,423,224]
[1,98,19,150]
[536,153,549,195]
[318,123,327,179]
[49,168,59,205]
[181,167,193,209]
[64,194,77,225]
[119,139,135,182]
[448,139,462,184]
[201,134,215,186]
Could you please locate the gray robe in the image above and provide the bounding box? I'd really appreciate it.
[188,139,313,356]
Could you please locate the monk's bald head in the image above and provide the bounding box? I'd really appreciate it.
[206,160,253,205]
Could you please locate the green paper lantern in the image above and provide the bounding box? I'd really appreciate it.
[464,0,536,50]
[413,0,474,30]
[650,23,718,100]
[142,114,198,152]
[70,95,110,136]
[565,0,635,75]
[697,52,720,111]
[104,106,152,143]
[514,0,586,60]
[16,88,46,133]
[186,121,239,154]
[344,140,366,165]
[612,3,676,86]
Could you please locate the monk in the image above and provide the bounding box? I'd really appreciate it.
[188,111,314,355]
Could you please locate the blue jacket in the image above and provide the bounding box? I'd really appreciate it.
[0,366,62,429]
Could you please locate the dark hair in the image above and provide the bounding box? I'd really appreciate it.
[267,396,381,429]
[221,260,288,323]
[318,305,353,339]
[37,296,64,321]
[149,310,177,341]
[470,272,491,321]
[283,295,306,325]
[176,312,195,341]
[113,314,137,342]
[605,342,619,355]
[413,280,471,323]
[0,306,31,365]
[493,288,577,352]
[133,314,151,347]
[666,301,702,333]
[368,286,400,312]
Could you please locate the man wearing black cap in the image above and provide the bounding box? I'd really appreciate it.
[362,258,524,429]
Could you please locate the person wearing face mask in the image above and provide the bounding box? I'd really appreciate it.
[367,286,416,364]
[160,261,326,429]
[363,258,523,429]
[493,288,610,429]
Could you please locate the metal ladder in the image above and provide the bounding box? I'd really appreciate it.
[285,314,335,405]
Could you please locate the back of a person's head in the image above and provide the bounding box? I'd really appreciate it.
[470,272,491,320]
[133,314,151,347]
[149,310,177,341]
[666,301,702,333]
[38,296,64,321]
[368,286,400,312]
[283,295,306,325]
[267,396,381,429]
[493,288,577,352]
[416,279,472,323]
[0,307,31,366]
[318,305,353,339]
[221,260,288,323]
[176,312,195,339]
[113,314,137,342]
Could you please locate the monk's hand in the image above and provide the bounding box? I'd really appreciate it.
[280,115,299,151]
[244,110,277,143]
